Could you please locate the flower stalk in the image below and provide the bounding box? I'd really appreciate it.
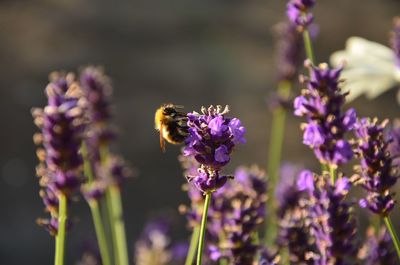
[55,193,67,265]
[89,200,112,265]
[82,142,112,265]
[185,225,200,265]
[266,80,292,245]
[384,216,400,260]
[108,185,129,265]
[303,30,315,64]
[196,193,212,265]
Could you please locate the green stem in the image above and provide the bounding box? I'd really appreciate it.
[81,142,94,182]
[99,145,122,265]
[185,225,200,265]
[197,193,212,265]
[265,80,292,245]
[106,189,119,265]
[109,185,129,265]
[329,166,336,185]
[219,259,228,265]
[81,142,113,265]
[55,193,68,265]
[384,215,400,260]
[89,201,112,265]
[303,29,315,64]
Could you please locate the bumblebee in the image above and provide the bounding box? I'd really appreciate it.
[154,103,189,152]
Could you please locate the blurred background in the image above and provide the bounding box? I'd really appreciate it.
[1,0,400,264]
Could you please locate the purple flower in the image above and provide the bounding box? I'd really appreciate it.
[97,154,132,187]
[273,21,303,82]
[294,62,356,167]
[134,218,188,265]
[183,105,245,193]
[209,116,227,136]
[332,140,353,165]
[294,96,308,116]
[134,220,172,265]
[214,145,230,163]
[358,227,398,265]
[303,123,324,146]
[297,170,314,192]
[277,165,315,264]
[79,66,132,190]
[387,119,400,168]
[81,180,107,202]
[228,118,246,144]
[32,73,85,235]
[391,17,400,68]
[204,166,268,264]
[80,66,113,128]
[302,172,357,265]
[286,0,315,29]
[354,118,398,216]
[36,217,59,237]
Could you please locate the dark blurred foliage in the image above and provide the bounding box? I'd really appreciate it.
[0,0,400,264]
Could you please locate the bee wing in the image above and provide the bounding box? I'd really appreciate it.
[159,123,166,152]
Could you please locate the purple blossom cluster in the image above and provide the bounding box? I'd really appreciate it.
[286,0,315,29]
[205,166,268,264]
[294,62,357,167]
[274,21,303,83]
[32,72,85,234]
[28,3,400,264]
[298,171,358,265]
[32,67,131,235]
[276,165,315,265]
[134,220,187,265]
[184,105,246,193]
[387,119,400,168]
[79,66,130,201]
[358,227,397,265]
[354,118,398,216]
[80,66,115,146]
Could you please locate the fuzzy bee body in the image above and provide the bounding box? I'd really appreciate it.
[154,103,189,152]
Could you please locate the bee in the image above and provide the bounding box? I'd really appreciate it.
[154,103,189,152]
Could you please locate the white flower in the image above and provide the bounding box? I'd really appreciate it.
[330,37,400,103]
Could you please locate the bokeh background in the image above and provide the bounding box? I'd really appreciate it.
[1,0,400,264]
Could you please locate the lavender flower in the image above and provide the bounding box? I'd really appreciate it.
[354,118,398,216]
[32,72,85,234]
[391,17,400,67]
[80,66,114,145]
[79,66,132,190]
[135,221,172,265]
[76,241,102,265]
[32,73,84,193]
[276,166,315,265]
[81,180,107,202]
[205,166,267,264]
[286,0,315,29]
[358,226,397,265]
[387,119,400,168]
[298,171,357,265]
[294,62,356,167]
[183,105,245,194]
[274,21,303,82]
[134,219,187,265]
